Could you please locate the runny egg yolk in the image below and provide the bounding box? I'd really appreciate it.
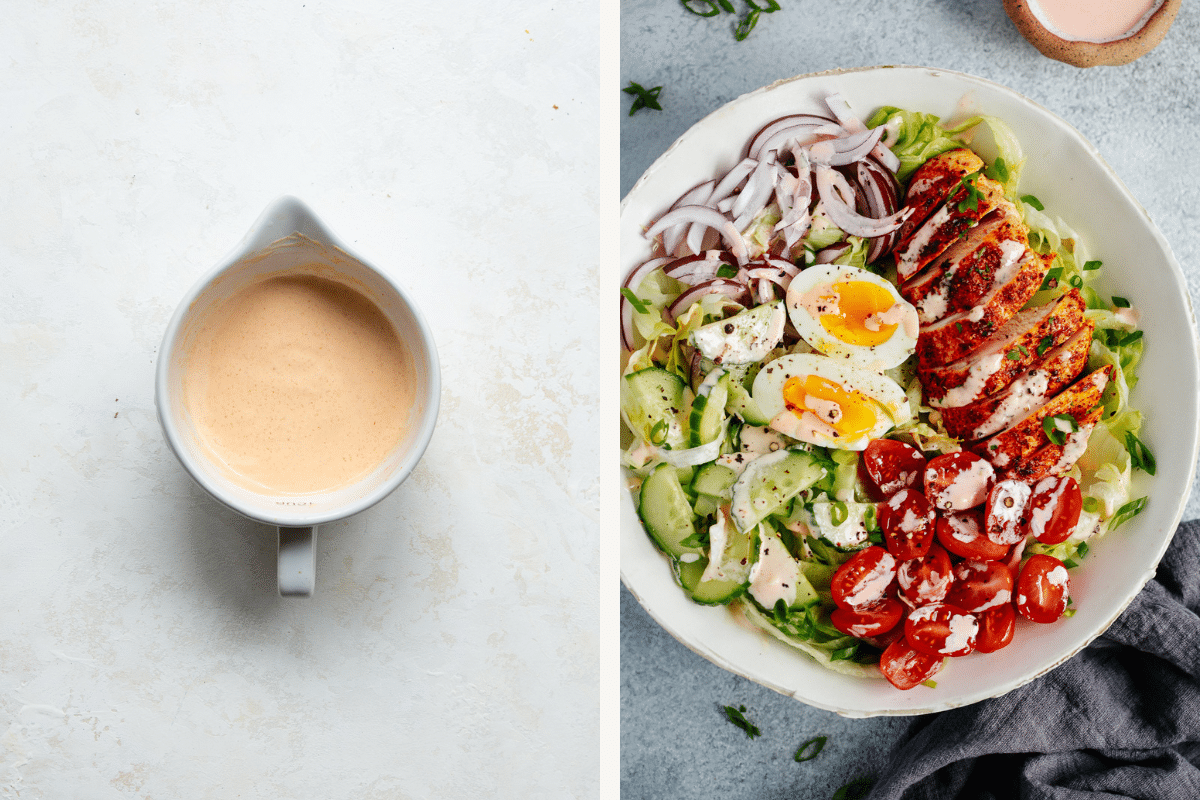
[819,280,898,347]
[782,374,877,438]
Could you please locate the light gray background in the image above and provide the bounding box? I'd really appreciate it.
[621,1,1199,797]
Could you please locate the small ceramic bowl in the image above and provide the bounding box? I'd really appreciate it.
[620,66,1200,716]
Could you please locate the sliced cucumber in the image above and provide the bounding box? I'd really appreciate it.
[622,367,687,449]
[730,449,827,533]
[688,380,729,448]
[691,462,738,500]
[723,372,771,426]
[638,463,700,558]
[677,557,745,605]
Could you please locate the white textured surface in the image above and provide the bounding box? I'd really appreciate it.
[0,2,600,796]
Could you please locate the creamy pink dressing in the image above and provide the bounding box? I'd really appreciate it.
[183,273,414,494]
[1029,0,1163,43]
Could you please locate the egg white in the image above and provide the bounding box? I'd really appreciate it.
[785,263,918,370]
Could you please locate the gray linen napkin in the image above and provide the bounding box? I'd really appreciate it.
[868,519,1200,800]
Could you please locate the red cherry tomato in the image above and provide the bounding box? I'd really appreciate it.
[830,598,904,638]
[861,623,906,652]
[904,602,979,657]
[946,560,1014,613]
[1016,554,1071,623]
[830,546,897,611]
[879,637,944,690]
[896,543,953,607]
[924,451,995,512]
[984,479,1032,546]
[1024,476,1083,545]
[974,604,1017,653]
[936,508,1010,562]
[859,439,927,501]
[878,488,935,561]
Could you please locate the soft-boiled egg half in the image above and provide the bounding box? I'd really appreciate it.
[785,263,918,370]
[752,353,912,450]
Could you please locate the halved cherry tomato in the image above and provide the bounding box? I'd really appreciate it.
[830,597,904,638]
[1016,554,1070,623]
[879,637,944,690]
[859,439,926,501]
[830,546,897,611]
[946,560,1014,613]
[896,543,952,607]
[861,623,906,652]
[924,451,996,512]
[936,508,1010,562]
[878,488,935,561]
[1023,476,1083,545]
[974,604,1016,653]
[984,479,1031,546]
[904,602,978,657]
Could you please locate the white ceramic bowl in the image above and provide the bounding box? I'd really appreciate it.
[620,66,1200,716]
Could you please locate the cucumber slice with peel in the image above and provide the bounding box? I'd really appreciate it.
[730,449,826,533]
[637,463,700,558]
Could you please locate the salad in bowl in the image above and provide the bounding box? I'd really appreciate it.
[621,74,1160,697]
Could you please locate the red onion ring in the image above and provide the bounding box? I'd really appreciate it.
[814,242,851,264]
[747,114,835,160]
[663,252,736,285]
[814,164,911,239]
[666,279,751,323]
[645,205,748,264]
[663,180,715,256]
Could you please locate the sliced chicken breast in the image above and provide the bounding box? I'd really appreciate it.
[899,148,985,241]
[973,365,1112,470]
[920,290,1087,408]
[900,203,1026,324]
[916,249,1052,368]
[894,172,1007,283]
[939,322,1095,441]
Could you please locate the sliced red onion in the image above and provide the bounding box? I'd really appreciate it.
[754,279,776,305]
[666,279,751,323]
[754,122,839,163]
[663,180,715,256]
[663,252,735,285]
[806,126,884,167]
[623,256,673,290]
[814,242,851,264]
[731,156,779,232]
[620,257,675,351]
[824,92,867,134]
[814,164,911,239]
[762,256,800,276]
[645,205,748,265]
[870,141,901,174]
[855,159,902,263]
[747,114,835,160]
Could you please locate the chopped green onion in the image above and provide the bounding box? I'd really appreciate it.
[1112,296,1131,308]
[1005,348,1022,361]
[1077,541,1090,558]
[621,287,650,314]
[986,156,1010,183]
[623,82,663,116]
[1124,431,1157,476]
[1042,413,1079,446]
[1082,497,1101,514]
[746,0,781,9]
[723,704,761,739]
[829,500,849,526]
[921,678,937,689]
[1109,496,1148,531]
[1063,559,1078,569]
[833,777,874,800]
[716,264,739,279]
[773,598,789,624]
[863,504,880,534]
[794,735,827,762]
[955,172,985,212]
[1083,260,1103,271]
[1037,335,1054,357]
[1068,274,1084,289]
[1021,194,1045,211]
[1063,606,1077,617]
[830,643,858,662]
[1040,266,1062,290]
[1116,330,1143,347]
[649,419,669,445]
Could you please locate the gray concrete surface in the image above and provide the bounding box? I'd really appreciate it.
[621,1,1199,796]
